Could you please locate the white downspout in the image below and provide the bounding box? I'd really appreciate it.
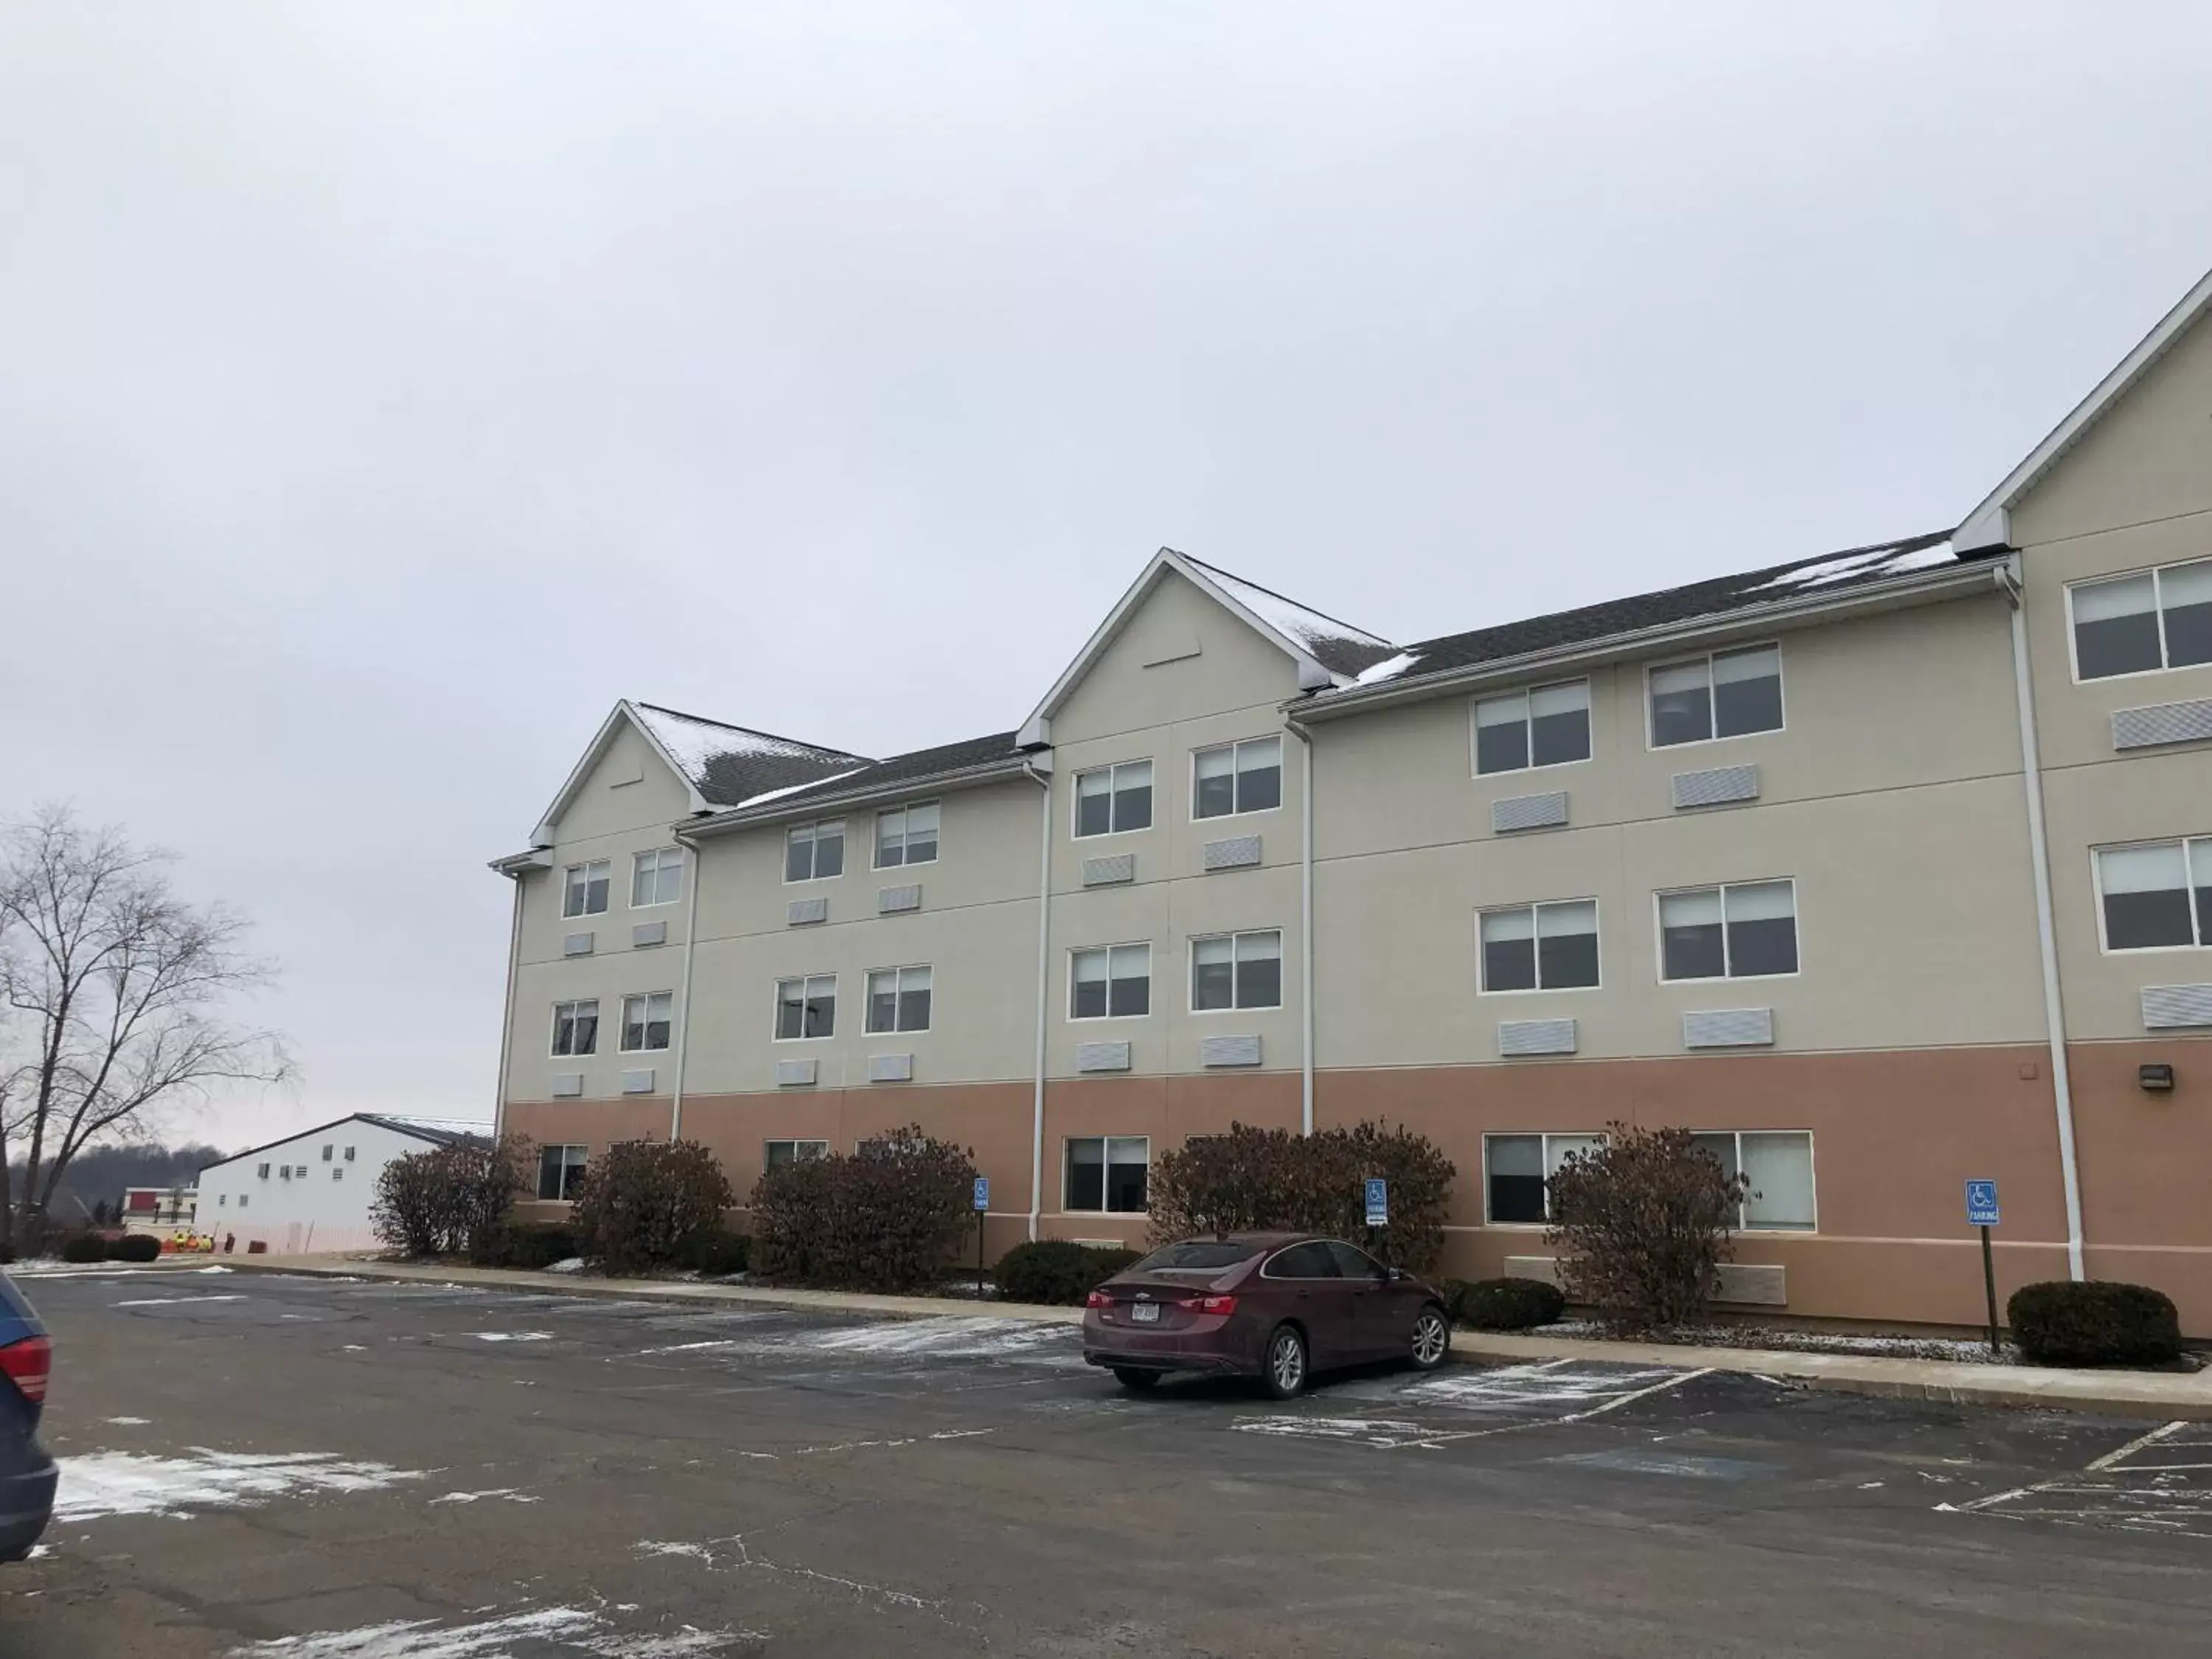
[668,832,704,1143]
[1023,758,1054,1239]
[493,874,524,1144]
[2003,560,2086,1281]
[1287,720,1315,1136]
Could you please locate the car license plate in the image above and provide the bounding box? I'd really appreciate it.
[1130,1301,1160,1323]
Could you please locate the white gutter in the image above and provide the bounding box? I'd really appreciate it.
[492,874,524,1144]
[668,831,705,1143]
[1022,757,1054,1239]
[1286,720,1315,1135]
[2000,560,2086,1281]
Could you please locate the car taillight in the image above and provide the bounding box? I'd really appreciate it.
[1178,1294,1237,1316]
[1084,1290,1113,1310]
[0,1336,50,1405]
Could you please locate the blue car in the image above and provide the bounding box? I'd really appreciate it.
[0,1273,54,1562]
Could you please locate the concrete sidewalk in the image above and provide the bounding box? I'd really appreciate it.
[229,1253,2212,1420]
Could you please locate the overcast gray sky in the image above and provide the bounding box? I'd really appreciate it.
[4,4,2208,1152]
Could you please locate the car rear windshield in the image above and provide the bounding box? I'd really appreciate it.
[1130,1241,1264,1273]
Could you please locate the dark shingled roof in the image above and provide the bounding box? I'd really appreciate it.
[631,702,872,807]
[354,1114,490,1150]
[1335,530,1987,695]
[1179,552,1405,679]
[711,730,1028,815]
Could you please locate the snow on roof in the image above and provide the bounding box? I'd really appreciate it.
[630,703,871,808]
[1748,538,1958,594]
[1180,555,1397,674]
[1352,650,1424,686]
[736,769,871,808]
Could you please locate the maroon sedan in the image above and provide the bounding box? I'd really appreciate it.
[1082,1233,1451,1397]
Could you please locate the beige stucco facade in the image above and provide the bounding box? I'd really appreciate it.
[502,277,2212,1334]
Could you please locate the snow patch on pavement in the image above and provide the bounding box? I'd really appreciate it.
[465,1331,554,1343]
[427,1489,539,1506]
[793,1315,1074,1360]
[112,1294,248,1308]
[105,1416,153,1427]
[223,1604,751,1657]
[57,1449,420,1522]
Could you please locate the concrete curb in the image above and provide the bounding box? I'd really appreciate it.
[225,1256,2211,1419]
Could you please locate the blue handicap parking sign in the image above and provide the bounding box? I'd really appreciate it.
[1965,1179,2000,1226]
[1363,1178,1388,1228]
[973,1175,990,1211]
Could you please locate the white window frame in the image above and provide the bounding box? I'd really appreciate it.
[1470,678,1593,778]
[772,973,838,1041]
[562,858,612,918]
[782,820,846,884]
[764,1138,830,1171]
[865,964,933,1034]
[1645,642,1786,751]
[630,846,684,908]
[1071,759,1155,840]
[1189,737,1284,822]
[619,990,675,1053]
[873,801,941,870]
[1654,879,1801,984]
[2090,837,2212,954]
[2065,558,2212,684]
[1068,942,1153,1021]
[538,1143,588,1202]
[1188,928,1284,1012]
[1691,1129,1819,1233]
[1481,1132,1605,1227]
[1476,899,1602,995]
[1062,1135,1151,1214]
[549,998,599,1058]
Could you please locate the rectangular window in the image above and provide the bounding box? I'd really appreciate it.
[1071,944,1152,1019]
[1074,760,1154,838]
[1474,680,1591,775]
[563,859,611,917]
[874,801,940,869]
[1691,1130,1817,1230]
[1190,929,1282,1011]
[1192,737,1283,818]
[1478,900,1599,992]
[866,964,933,1033]
[1065,1135,1150,1213]
[2071,560,2212,681]
[345,1147,356,1161]
[257,1163,270,1179]
[537,1144,588,1202]
[237,1194,248,1209]
[321,1144,333,1161]
[1484,1133,1604,1224]
[765,1139,830,1170]
[551,998,599,1057]
[631,846,684,907]
[2096,838,2212,950]
[784,821,845,883]
[1658,880,1798,980]
[620,990,674,1051]
[774,975,838,1039]
[1649,644,1782,747]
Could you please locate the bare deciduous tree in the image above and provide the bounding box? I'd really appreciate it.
[0,805,288,1249]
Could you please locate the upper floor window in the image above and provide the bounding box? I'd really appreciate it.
[620,990,673,1052]
[1649,644,1782,748]
[1479,900,1599,992]
[551,1000,599,1057]
[1192,929,1281,1011]
[2096,838,2212,950]
[631,846,683,907]
[321,1144,333,1161]
[1475,680,1590,775]
[775,975,837,1039]
[866,964,933,1033]
[1075,761,1153,838]
[765,1139,830,1170]
[538,1144,588,1201]
[1659,880,1798,981]
[785,820,844,883]
[874,802,939,869]
[2071,560,2212,681]
[1071,944,1151,1019]
[1692,1130,1816,1231]
[1193,738,1281,818]
[563,859,611,917]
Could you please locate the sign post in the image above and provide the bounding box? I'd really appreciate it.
[1965,1179,2001,1355]
[1363,1178,1389,1263]
[973,1176,990,1299]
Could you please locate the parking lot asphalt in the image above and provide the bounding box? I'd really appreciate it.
[7,1268,2212,1658]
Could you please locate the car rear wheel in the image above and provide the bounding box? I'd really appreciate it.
[1410,1305,1450,1371]
[1262,1324,1307,1399]
[1111,1367,1161,1391]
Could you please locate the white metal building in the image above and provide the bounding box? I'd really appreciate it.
[196,1114,489,1256]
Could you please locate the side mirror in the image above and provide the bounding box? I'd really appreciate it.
[1385,1266,1408,1282]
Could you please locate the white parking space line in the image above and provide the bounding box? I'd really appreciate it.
[1238,1362,1711,1450]
[1947,1420,2212,1540]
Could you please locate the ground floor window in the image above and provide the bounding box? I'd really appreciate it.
[765,1139,830,1170]
[1691,1130,1816,1231]
[1483,1132,1604,1224]
[1065,1135,1149,1214]
[538,1143,588,1201]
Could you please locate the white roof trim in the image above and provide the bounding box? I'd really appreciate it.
[530,699,707,846]
[1955,265,2212,552]
[1016,549,1377,746]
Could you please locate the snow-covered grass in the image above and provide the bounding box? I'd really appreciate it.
[1535,1318,2033,1365]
